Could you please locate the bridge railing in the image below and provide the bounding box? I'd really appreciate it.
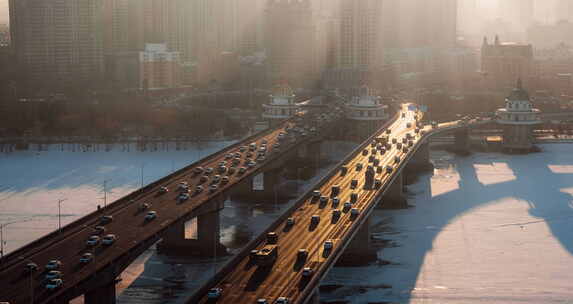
[0,111,313,271]
[187,109,400,303]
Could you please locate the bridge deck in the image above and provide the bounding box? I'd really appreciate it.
[0,107,342,304]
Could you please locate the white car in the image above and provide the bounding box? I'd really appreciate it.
[275,297,289,304]
[45,270,62,280]
[79,253,93,264]
[302,267,314,277]
[324,240,333,250]
[45,279,63,290]
[145,211,157,221]
[207,287,222,299]
[286,217,295,226]
[257,299,268,304]
[45,260,62,270]
[86,236,100,246]
[178,182,188,191]
[102,234,116,245]
[209,185,218,193]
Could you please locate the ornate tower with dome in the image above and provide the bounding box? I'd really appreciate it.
[262,83,299,127]
[495,79,542,151]
[345,85,390,140]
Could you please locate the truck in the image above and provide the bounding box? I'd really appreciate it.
[365,166,375,189]
[256,244,278,267]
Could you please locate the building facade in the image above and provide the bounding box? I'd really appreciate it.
[481,36,534,91]
[262,83,299,127]
[139,43,181,89]
[265,0,317,88]
[345,86,389,140]
[496,79,542,151]
[9,0,105,93]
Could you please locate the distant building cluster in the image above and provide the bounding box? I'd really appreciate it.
[7,0,461,97]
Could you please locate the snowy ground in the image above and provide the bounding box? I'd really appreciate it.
[321,144,573,303]
[0,140,357,303]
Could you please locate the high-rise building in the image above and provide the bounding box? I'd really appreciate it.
[499,0,534,30]
[139,43,181,89]
[103,0,129,54]
[481,36,534,91]
[265,0,317,88]
[9,0,105,93]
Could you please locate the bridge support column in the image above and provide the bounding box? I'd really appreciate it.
[296,140,322,167]
[380,173,407,209]
[453,127,470,154]
[406,141,432,172]
[85,281,116,304]
[159,196,226,256]
[337,217,376,265]
[231,168,291,201]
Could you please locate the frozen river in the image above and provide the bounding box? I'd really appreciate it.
[321,144,573,303]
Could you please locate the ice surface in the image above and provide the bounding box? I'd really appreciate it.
[321,144,573,303]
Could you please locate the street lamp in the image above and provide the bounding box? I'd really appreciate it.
[140,163,145,188]
[1,219,33,260]
[58,198,68,234]
[18,256,37,304]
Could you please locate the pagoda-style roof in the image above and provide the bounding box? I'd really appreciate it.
[271,83,294,97]
[507,78,530,101]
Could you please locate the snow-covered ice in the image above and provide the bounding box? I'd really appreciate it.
[321,144,573,303]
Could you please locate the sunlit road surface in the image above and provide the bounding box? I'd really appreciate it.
[0,111,338,304]
[196,105,423,304]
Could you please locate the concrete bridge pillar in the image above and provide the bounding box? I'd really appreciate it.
[85,281,116,304]
[407,141,432,171]
[296,140,322,167]
[231,168,288,201]
[454,127,470,152]
[159,196,226,256]
[379,173,407,209]
[337,217,376,265]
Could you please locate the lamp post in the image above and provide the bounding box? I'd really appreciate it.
[1,219,33,260]
[58,198,68,234]
[140,163,145,188]
[18,256,36,304]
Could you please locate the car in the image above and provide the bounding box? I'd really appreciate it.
[407,122,412,128]
[371,149,377,155]
[86,235,100,246]
[205,168,213,175]
[302,267,314,277]
[311,215,320,224]
[249,143,257,151]
[332,197,340,208]
[232,158,241,166]
[218,166,227,174]
[24,262,38,273]
[368,155,375,163]
[45,260,62,270]
[145,211,157,221]
[392,138,398,144]
[239,146,247,152]
[340,166,348,175]
[45,279,63,290]
[356,163,363,170]
[320,196,329,204]
[386,165,394,173]
[331,185,340,196]
[193,167,204,175]
[94,225,106,235]
[386,129,392,134]
[350,193,358,203]
[225,153,233,160]
[221,176,230,184]
[179,193,190,202]
[45,270,62,280]
[394,156,400,163]
[209,185,218,193]
[139,203,150,211]
[262,139,268,145]
[402,137,408,144]
[178,182,189,191]
[228,167,236,175]
[212,175,221,183]
[250,249,259,260]
[275,297,290,304]
[343,202,352,210]
[267,232,278,244]
[397,143,403,149]
[297,249,308,260]
[99,215,113,224]
[238,167,247,174]
[403,147,409,153]
[200,175,209,183]
[79,253,93,264]
[374,179,382,189]
[324,240,334,250]
[312,190,321,199]
[158,186,169,194]
[102,234,116,245]
[351,208,360,217]
[286,217,295,226]
[362,149,369,156]
[207,287,223,299]
[332,209,341,219]
[248,161,257,168]
[257,299,268,304]
[195,185,204,194]
[350,179,358,188]
[218,161,227,167]
[257,156,266,162]
[246,151,254,158]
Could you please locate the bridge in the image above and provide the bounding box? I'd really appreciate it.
[0,102,345,304]
[189,105,492,304]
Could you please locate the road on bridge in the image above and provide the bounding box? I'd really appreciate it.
[194,104,422,304]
